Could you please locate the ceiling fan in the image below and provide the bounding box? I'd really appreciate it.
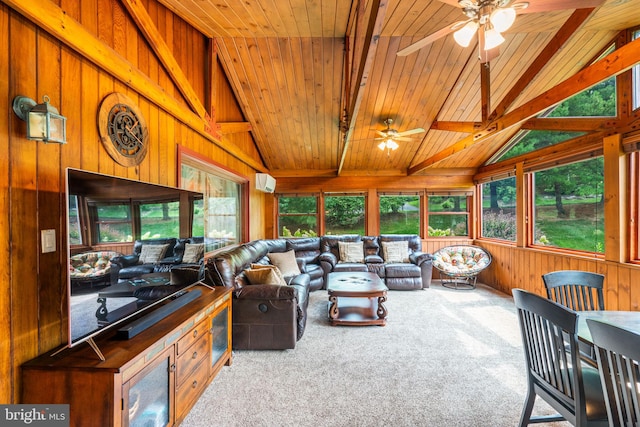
[397,0,605,59]
[374,119,425,153]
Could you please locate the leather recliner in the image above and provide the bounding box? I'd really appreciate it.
[206,240,311,350]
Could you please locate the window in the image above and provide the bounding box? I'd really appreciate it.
[277,195,318,237]
[192,197,204,237]
[379,194,420,234]
[68,195,82,245]
[91,202,134,243]
[493,130,587,163]
[532,157,604,253]
[427,195,469,237]
[324,194,365,235]
[181,152,245,250]
[139,201,180,239]
[481,177,516,242]
[490,55,616,164]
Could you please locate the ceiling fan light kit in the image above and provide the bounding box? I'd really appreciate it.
[397,0,538,58]
[483,23,506,50]
[453,0,526,51]
[374,118,425,155]
[378,139,399,152]
[490,6,517,32]
[453,21,478,47]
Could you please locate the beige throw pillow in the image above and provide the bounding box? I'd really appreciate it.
[249,263,287,286]
[182,243,205,263]
[244,266,287,286]
[338,241,364,263]
[138,244,170,264]
[267,250,301,277]
[382,241,409,263]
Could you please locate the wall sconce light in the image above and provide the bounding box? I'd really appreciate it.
[12,95,67,144]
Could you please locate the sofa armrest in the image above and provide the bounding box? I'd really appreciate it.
[410,251,433,267]
[296,258,308,273]
[235,284,296,300]
[109,254,140,284]
[365,254,384,264]
[110,254,140,268]
[410,252,433,288]
[318,252,338,274]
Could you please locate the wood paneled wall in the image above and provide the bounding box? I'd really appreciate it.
[476,241,640,311]
[0,0,264,403]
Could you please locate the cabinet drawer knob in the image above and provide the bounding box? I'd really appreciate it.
[193,329,198,338]
[192,351,198,359]
[192,380,198,388]
[170,363,176,372]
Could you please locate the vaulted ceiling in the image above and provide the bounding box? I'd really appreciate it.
[158,0,640,178]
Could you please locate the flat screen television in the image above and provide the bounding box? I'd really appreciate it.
[65,168,206,352]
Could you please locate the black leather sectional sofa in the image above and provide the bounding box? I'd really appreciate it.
[205,235,433,350]
[110,237,204,284]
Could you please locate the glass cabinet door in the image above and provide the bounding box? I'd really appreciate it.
[210,306,229,369]
[124,347,174,427]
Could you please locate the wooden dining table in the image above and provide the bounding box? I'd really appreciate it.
[577,310,640,344]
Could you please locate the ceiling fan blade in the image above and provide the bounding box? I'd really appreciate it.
[517,0,605,14]
[395,128,425,137]
[374,130,388,138]
[397,23,464,57]
[436,0,460,6]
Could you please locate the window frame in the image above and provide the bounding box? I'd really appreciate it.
[426,193,472,238]
[527,157,605,257]
[276,194,320,237]
[479,176,517,243]
[178,147,248,251]
[378,192,423,236]
[323,193,367,236]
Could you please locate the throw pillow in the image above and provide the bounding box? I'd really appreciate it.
[382,241,409,263]
[249,263,287,286]
[138,244,170,264]
[245,267,286,286]
[182,243,205,264]
[338,241,364,263]
[267,250,301,277]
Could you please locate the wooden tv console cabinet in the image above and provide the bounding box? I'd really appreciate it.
[22,285,232,427]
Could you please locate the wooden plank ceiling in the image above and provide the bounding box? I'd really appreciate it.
[158,0,640,177]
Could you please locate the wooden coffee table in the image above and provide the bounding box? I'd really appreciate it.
[326,272,388,326]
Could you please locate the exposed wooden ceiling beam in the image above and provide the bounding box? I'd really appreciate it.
[2,0,267,173]
[431,121,483,133]
[475,132,605,178]
[489,8,596,122]
[219,122,252,134]
[121,0,208,120]
[337,0,389,176]
[480,62,491,124]
[521,117,619,132]
[408,36,640,175]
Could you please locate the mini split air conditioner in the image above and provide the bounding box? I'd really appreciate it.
[255,173,276,193]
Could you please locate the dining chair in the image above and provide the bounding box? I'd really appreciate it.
[587,319,640,426]
[542,270,605,311]
[512,289,608,426]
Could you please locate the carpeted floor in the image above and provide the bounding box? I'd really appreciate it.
[183,282,570,427]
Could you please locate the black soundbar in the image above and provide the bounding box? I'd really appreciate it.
[116,289,202,339]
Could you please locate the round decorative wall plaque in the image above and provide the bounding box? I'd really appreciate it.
[98,92,149,167]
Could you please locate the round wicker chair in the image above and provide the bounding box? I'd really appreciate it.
[431,245,491,290]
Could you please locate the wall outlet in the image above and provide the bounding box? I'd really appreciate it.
[41,229,56,253]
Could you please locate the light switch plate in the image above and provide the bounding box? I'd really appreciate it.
[41,229,56,253]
